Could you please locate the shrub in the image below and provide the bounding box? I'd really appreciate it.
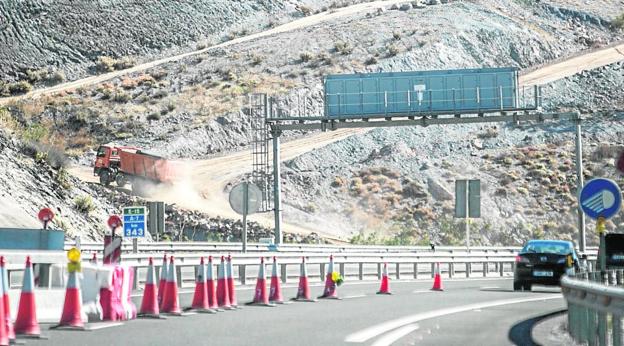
[113,57,136,70]
[96,56,116,72]
[56,167,71,190]
[386,44,400,57]
[299,5,313,16]
[8,81,32,95]
[392,31,402,40]
[612,13,624,30]
[147,113,161,121]
[22,123,49,143]
[26,69,49,83]
[364,56,378,65]
[74,195,95,214]
[299,52,314,63]
[48,71,65,84]
[334,41,353,55]
[250,54,264,66]
[113,91,131,103]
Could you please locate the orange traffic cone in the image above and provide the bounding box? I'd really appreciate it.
[318,255,339,299]
[161,256,182,315]
[216,256,232,310]
[246,258,275,307]
[0,258,8,346]
[292,257,315,302]
[158,254,167,309]
[377,262,392,295]
[206,256,220,311]
[431,262,444,291]
[226,255,239,309]
[52,265,85,330]
[269,257,286,304]
[14,257,42,338]
[0,257,15,340]
[187,258,215,313]
[138,257,163,319]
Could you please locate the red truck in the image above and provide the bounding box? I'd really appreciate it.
[93,144,178,188]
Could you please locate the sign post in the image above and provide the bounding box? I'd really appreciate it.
[123,207,146,254]
[578,178,622,272]
[229,182,262,253]
[455,179,481,250]
[105,215,123,264]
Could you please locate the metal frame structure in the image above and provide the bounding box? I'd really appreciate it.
[249,94,272,212]
[252,92,585,248]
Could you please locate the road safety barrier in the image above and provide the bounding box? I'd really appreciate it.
[562,270,624,346]
[67,241,530,254]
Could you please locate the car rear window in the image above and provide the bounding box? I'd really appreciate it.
[522,242,572,255]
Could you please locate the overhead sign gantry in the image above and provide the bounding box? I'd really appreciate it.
[250,68,584,249]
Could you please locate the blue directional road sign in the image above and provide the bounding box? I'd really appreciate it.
[123,206,146,238]
[579,178,622,220]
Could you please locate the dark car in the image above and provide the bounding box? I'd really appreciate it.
[513,239,579,291]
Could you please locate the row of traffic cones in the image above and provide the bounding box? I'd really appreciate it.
[0,254,445,345]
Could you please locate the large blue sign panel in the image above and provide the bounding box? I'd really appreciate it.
[579,178,622,220]
[123,207,146,238]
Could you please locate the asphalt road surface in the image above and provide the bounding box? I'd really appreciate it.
[31,278,564,346]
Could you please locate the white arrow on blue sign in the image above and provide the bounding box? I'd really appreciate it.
[578,178,622,220]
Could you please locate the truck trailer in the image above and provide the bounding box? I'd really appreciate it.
[93,144,178,189]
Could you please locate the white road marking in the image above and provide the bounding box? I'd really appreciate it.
[370,324,420,346]
[86,322,124,330]
[344,295,562,343]
[344,294,367,299]
[412,290,437,294]
[480,286,501,290]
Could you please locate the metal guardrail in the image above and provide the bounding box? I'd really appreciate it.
[68,241,529,254]
[562,270,624,346]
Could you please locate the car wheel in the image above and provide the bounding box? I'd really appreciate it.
[513,281,523,291]
[523,283,532,291]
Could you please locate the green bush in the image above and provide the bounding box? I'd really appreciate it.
[364,56,378,65]
[334,41,353,55]
[74,195,95,214]
[387,44,400,57]
[8,81,33,95]
[612,13,624,29]
[299,52,314,63]
[22,124,49,142]
[56,167,71,190]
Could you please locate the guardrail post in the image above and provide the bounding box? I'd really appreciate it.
[395,263,400,280]
[483,262,488,277]
[499,262,504,277]
[339,263,345,280]
[281,264,287,284]
[598,272,608,346]
[568,303,577,341]
[320,263,325,282]
[358,263,363,281]
[413,263,418,279]
[431,263,435,278]
[609,270,615,286]
[377,263,382,280]
[176,266,183,288]
[466,263,471,278]
[449,263,454,279]
[240,265,246,286]
[614,313,623,346]
[133,267,139,290]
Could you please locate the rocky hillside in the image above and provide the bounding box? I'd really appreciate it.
[0,0,623,244]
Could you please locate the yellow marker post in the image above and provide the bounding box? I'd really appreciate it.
[597,217,607,272]
[67,247,81,273]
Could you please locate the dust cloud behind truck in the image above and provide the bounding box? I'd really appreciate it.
[93,144,179,190]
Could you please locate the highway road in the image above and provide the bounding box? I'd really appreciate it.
[33,278,564,346]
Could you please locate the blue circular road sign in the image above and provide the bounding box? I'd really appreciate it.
[579,178,622,220]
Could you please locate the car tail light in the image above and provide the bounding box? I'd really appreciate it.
[515,256,530,264]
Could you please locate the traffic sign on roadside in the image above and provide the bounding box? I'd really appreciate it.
[579,178,622,220]
[229,183,262,215]
[123,206,147,238]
